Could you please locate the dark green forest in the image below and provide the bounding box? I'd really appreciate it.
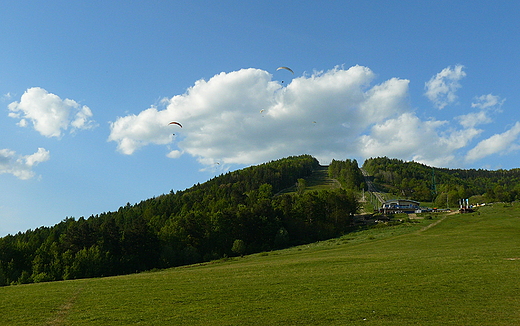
[0,155,361,286]
[363,157,520,206]
[328,159,365,190]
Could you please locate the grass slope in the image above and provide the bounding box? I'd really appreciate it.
[2,204,520,325]
[276,165,340,195]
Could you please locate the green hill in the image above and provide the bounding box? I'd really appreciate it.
[5,154,520,290]
[2,204,520,325]
[0,155,362,286]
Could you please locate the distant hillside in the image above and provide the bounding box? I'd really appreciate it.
[0,155,362,286]
[363,156,520,206]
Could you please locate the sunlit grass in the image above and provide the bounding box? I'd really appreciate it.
[2,204,520,325]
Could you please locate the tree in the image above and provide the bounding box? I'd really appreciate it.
[231,239,246,257]
[296,178,306,195]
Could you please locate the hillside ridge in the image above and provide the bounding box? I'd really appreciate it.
[0,155,360,286]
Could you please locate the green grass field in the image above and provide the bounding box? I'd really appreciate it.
[2,204,520,325]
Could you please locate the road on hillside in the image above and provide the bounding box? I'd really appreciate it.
[360,168,385,205]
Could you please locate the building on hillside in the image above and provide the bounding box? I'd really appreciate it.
[380,199,420,214]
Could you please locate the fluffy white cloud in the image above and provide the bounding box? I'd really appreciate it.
[425,65,466,109]
[0,148,50,180]
[357,113,482,167]
[8,87,96,138]
[466,122,520,162]
[109,66,410,164]
[108,65,518,168]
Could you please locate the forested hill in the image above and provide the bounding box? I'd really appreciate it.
[363,157,520,205]
[0,155,362,286]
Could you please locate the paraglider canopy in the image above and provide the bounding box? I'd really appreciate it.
[276,66,294,74]
[168,121,183,128]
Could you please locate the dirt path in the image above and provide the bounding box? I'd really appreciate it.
[47,287,83,326]
[418,211,457,233]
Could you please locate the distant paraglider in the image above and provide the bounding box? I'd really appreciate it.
[276,66,294,85]
[276,66,294,74]
[168,121,183,128]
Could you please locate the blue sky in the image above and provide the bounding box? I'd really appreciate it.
[1,1,520,236]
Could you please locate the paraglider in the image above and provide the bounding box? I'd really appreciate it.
[276,66,294,85]
[276,66,294,74]
[168,121,183,128]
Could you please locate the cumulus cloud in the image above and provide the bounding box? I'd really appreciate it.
[357,113,482,167]
[0,148,50,180]
[8,87,96,138]
[425,65,466,109]
[466,122,520,162]
[108,65,518,168]
[109,66,410,164]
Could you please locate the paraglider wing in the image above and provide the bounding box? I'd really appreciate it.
[276,66,294,74]
[168,121,183,128]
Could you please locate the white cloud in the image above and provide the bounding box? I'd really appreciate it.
[457,110,492,129]
[166,150,183,159]
[425,65,466,109]
[466,122,520,162]
[0,148,50,180]
[8,87,96,138]
[109,66,410,164]
[107,65,516,168]
[357,113,481,167]
[2,93,13,101]
[471,94,504,110]
[457,94,504,128]
[25,147,51,167]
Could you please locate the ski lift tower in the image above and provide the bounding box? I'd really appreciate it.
[431,168,437,201]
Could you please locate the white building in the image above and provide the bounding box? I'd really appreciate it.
[380,199,420,214]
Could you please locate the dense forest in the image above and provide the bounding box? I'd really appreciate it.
[363,157,520,206]
[0,155,361,286]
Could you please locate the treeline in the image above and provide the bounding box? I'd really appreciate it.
[363,157,520,206]
[0,155,360,286]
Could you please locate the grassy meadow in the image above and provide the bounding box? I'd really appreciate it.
[1,204,520,325]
